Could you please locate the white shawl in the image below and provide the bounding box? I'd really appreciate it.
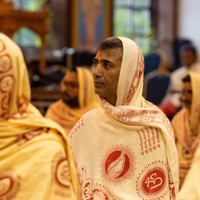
[69,37,179,200]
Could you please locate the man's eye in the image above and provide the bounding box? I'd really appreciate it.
[103,62,110,68]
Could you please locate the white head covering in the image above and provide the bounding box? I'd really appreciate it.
[116,37,144,106]
[99,37,179,195]
[69,37,179,199]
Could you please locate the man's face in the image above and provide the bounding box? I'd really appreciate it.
[60,71,79,105]
[92,48,122,105]
[181,50,197,67]
[180,81,192,111]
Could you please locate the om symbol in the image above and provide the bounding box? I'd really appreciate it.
[142,167,166,195]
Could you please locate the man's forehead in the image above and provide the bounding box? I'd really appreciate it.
[64,71,78,81]
[183,82,192,89]
[96,48,122,58]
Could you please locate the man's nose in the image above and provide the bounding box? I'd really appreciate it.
[92,64,102,77]
[61,84,70,92]
[181,93,187,101]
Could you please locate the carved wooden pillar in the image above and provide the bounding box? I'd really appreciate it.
[0,0,48,73]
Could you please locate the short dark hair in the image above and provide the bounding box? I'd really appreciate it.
[182,74,191,83]
[70,66,77,72]
[180,44,197,56]
[97,37,123,52]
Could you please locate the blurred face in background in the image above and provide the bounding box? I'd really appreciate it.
[60,71,79,107]
[181,50,197,67]
[180,81,192,111]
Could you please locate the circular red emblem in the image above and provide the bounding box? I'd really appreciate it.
[105,150,130,179]
[142,167,166,195]
[102,145,135,183]
[136,161,169,200]
[55,158,70,188]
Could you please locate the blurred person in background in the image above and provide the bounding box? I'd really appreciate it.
[0,33,80,200]
[159,44,200,120]
[45,66,99,135]
[171,72,200,188]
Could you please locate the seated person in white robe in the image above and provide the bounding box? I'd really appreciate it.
[68,37,179,200]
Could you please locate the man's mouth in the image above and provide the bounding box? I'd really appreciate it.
[94,81,104,86]
[60,92,70,99]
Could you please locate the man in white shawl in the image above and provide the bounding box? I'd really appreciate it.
[68,37,179,200]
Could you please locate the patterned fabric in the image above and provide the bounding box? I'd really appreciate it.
[177,145,200,200]
[69,37,179,200]
[45,67,99,135]
[172,72,200,188]
[0,33,80,200]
